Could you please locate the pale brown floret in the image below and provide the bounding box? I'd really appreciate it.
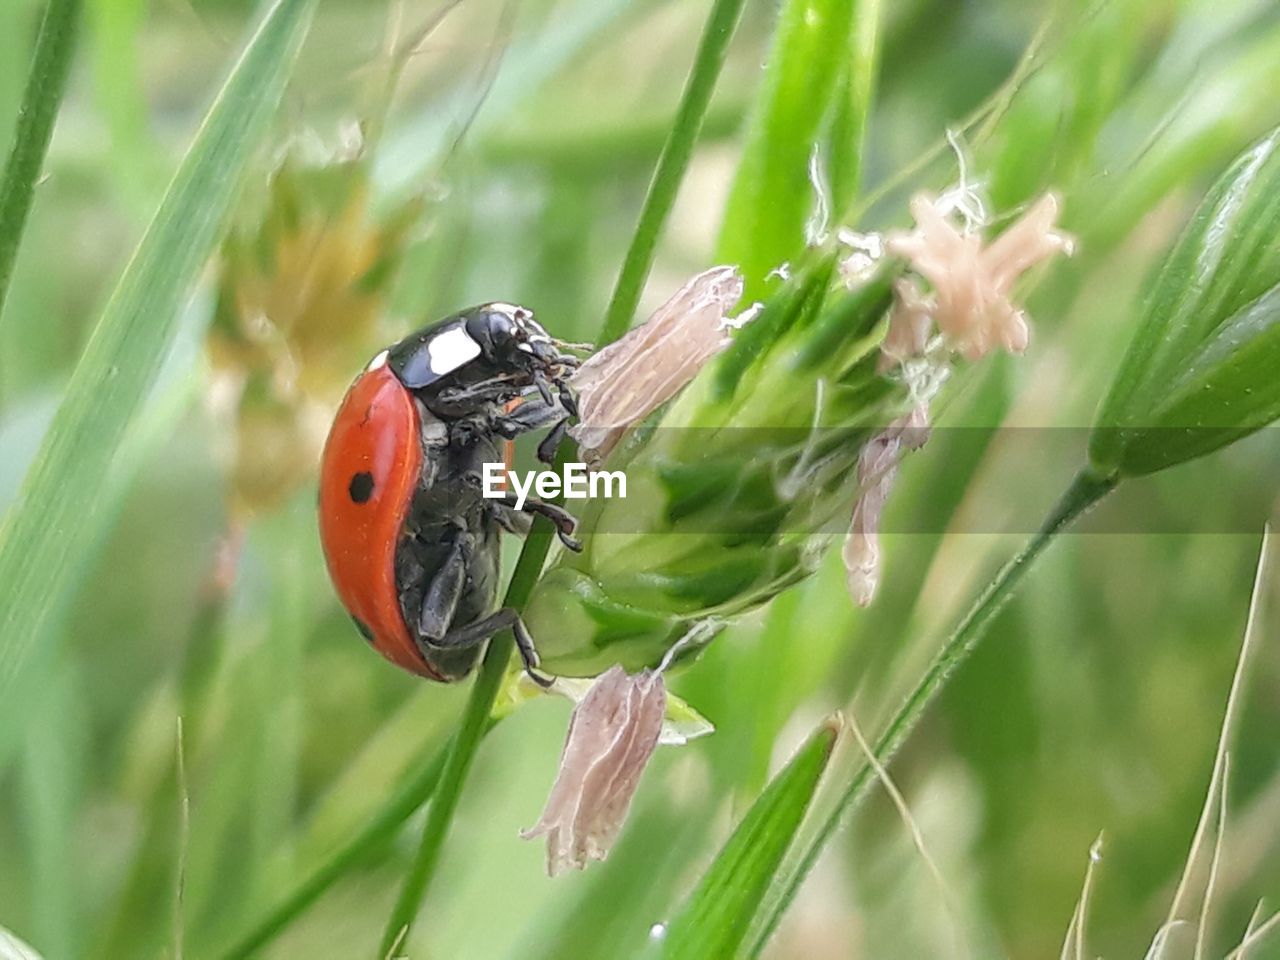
[886,192,1074,360]
[843,407,930,606]
[569,267,753,464]
[521,666,667,876]
[844,192,1073,605]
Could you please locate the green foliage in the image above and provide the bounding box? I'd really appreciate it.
[0,0,314,700]
[3,2,1280,959]
[1090,126,1280,476]
[599,0,750,344]
[524,266,899,675]
[0,0,81,316]
[655,717,840,960]
[717,0,859,301]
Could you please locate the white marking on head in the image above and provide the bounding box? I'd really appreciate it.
[366,349,389,371]
[489,302,545,337]
[427,326,482,375]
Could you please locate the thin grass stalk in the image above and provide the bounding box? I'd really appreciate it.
[598,0,749,344]
[378,0,754,943]
[377,501,559,956]
[842,6,1058,225]
[747,467,1118,956]
[220,734,461,960]
[0,0,82,319]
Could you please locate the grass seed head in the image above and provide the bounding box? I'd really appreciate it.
[207,134,424,517]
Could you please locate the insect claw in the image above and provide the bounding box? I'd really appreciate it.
[526,667,556,689]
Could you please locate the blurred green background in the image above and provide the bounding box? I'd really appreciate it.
[0,0,1278,957]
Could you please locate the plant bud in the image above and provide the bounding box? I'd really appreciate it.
[1090,126,1280,477]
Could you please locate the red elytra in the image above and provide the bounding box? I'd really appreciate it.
[317,360,445,680]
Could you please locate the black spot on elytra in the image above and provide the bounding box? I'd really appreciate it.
[351,616,375,643]
[348,471,375,503]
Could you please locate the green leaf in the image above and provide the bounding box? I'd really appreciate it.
[1090,125,1280,476]
[825,0,881,212]
[655,716,841,960]
[717,0,858,302]
[0,0,82,316]
[0,0,315,697]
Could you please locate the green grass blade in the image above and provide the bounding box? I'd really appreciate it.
[378,506,560,957]
[1089,125,1280,476]
[716,0,857,302]
[655,716,841,960]
[0,0,82,318]
[0,0,315,699]
[18,658,83,959]
[220,735,457,960]
[742,469,1118,956]
[598,0,749,345]
[826,0,881,211]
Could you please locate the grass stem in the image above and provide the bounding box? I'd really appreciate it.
[220,735,459,960]
[598,0,748,344]
[0,0,82,319]
[747,466,1119,955]
[376,506,559,956]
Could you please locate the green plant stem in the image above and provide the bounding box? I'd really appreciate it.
[220,732,467,960]
[377,504,561,957]
[598,0,748,344]
[746,466,1118,956]
[375,1,753,946]
[0,0,82,318]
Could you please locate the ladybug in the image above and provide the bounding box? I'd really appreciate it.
[318,303,582,683]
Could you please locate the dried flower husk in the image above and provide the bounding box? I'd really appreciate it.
[521,666,667,875]
[843,406,930,605]
[569,266,754,465]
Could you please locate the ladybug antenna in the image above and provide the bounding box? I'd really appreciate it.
[551,337,595,354]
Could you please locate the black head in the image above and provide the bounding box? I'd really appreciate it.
[384,303,576,399]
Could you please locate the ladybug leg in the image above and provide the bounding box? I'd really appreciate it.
[429,608,553,687]
[491,504,533,537]
[489,398,572,464]
[414,531,554,685]
[492,495,580,551]
[491,397,564,438]
[416,529,473,641]
[434,376,522,407]
[535,418,568,465]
